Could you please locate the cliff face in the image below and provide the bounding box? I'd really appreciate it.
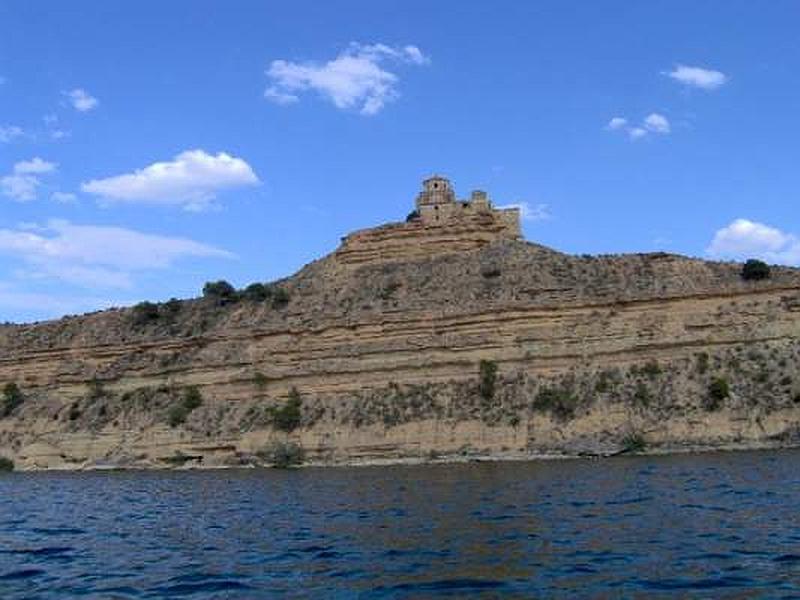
[1,208,800,469]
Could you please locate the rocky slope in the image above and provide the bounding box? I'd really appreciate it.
[1,238,799,470]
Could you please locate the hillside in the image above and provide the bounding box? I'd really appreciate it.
[1,180,799,470]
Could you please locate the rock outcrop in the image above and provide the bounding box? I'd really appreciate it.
[1,177,799,470]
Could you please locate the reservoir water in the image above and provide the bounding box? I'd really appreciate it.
[1,449,799,598]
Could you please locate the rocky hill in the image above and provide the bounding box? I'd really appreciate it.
[1,179,799,470]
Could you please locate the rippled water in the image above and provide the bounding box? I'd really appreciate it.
[1,450,799,598]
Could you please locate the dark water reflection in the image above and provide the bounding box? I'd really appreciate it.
[1,450,799,598]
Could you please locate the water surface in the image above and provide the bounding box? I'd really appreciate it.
[1,450,799,598]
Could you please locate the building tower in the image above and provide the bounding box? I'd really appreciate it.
[415,175,456,224]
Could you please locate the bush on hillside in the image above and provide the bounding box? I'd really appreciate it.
[132,301,160,325]
[479,360,498,400]
[621,432,646,453]
[272,387,302,432]
[243,282,271,302]
[167,386,204,427]
[203,280,239,304]
[1,383,23,418]
[533,387,578,421]
[271,287,290,309]
[741,259,771,281]
[706,377,730,411]
[257,441,305,468]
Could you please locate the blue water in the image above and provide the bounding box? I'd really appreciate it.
[1,450,799,599]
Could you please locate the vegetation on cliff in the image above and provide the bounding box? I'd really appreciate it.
[1,383,23,418]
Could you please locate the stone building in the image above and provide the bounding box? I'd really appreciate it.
[336,176,521,265]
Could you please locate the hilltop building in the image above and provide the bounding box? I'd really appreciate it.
[336,176,521,265]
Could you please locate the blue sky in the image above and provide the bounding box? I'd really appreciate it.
[1,1,799,322]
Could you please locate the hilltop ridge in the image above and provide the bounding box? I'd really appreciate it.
[0,177,799,470]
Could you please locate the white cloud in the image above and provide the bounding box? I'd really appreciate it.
[707,218,800,265]
[63,88,99,112]
[14,157,57,174]
[264,42,429,115]
[666,64,728,90]
[1,158,58,201]
[499,202,551,222]
[0,125,24,143]
[606,117,627,130]
[81,149,260,211]
[51,191,77,203]
[643,113,670,134]
[0,219,234,289]
[628,127,647,140]
[607,114,670,140]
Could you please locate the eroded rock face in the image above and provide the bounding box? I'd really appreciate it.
[1,207,799,469]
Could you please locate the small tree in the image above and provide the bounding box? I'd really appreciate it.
[167,386,203,427]
[1,383,23,418]
[621,432,646,453]
[162,298,182,319]
[258,441,305,468]
[405,210,420,222]
[706,377,730,411]
[271,287,290,309]
[0,456,14,472]
[132,301,160,325]
[273,387,302,432]
[533,387,578,421]
[243,283,270,302]
[479,360,498,400]
[183,386,203,411]
[741,259,771,281]
[203,280,239,304]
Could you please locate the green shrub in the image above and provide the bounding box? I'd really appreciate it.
[258,441,305,468]
[167,386,203,427]
[405,210,420,222]
[183,386,203,411]
[533,387,578,421]
[0,456,14,472]
[706,377,730,411]
[479,360,498,400]
[1,383,23,418]
[132,301,160,325]
[273,387,302,432]
[243,283,270,302]
[163,298,182,318]
[641,360,662,379]
[271,287,290,309]
[203,280,239,304]
[595,370,614,393]
[741,259,771,281]
[253,372,269,389]
[621,432,646,453]
[167,405,189,427]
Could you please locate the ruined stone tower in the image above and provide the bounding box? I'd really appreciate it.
[336,175,522,265]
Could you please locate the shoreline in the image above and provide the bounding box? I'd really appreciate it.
[4,438,798,474]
